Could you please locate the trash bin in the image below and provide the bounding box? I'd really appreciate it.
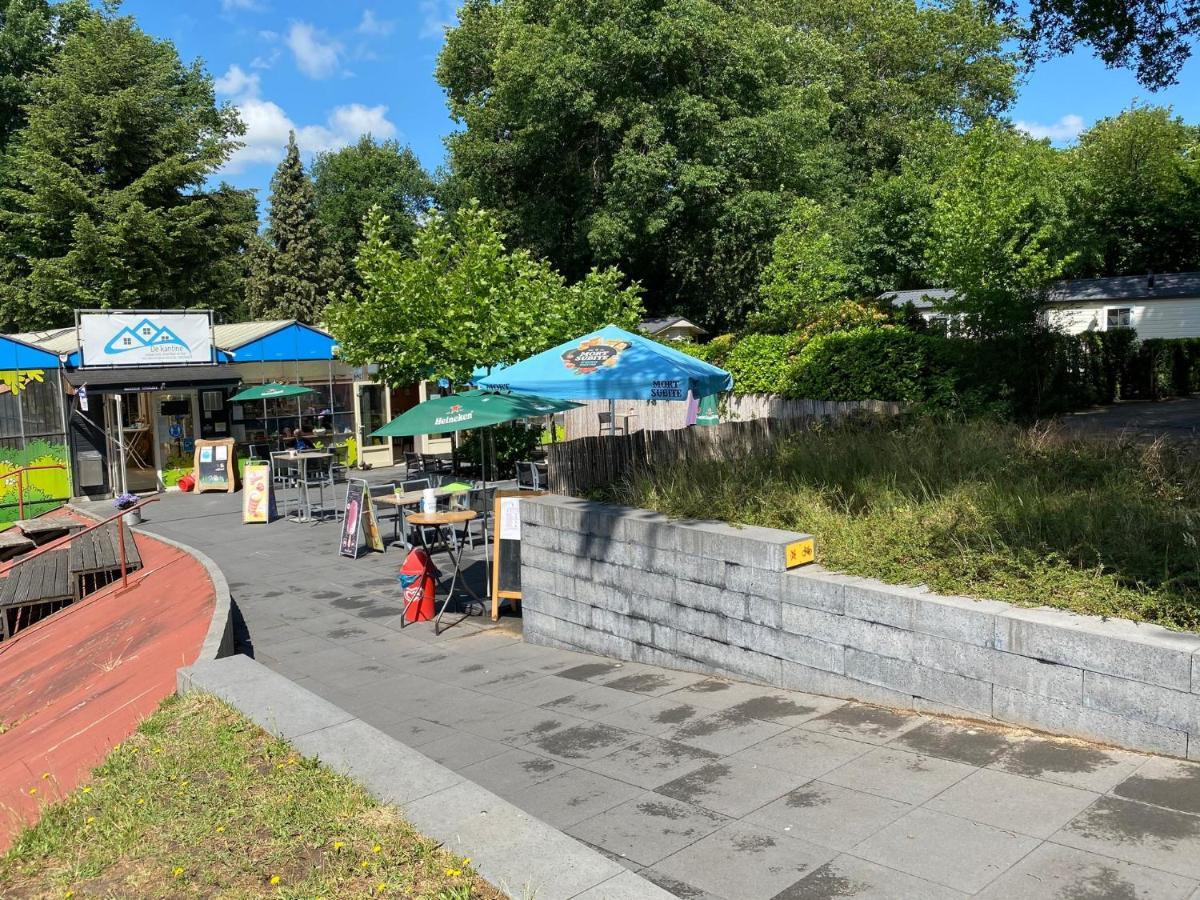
[399,547,438,622]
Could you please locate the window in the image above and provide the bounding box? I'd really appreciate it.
[1106,307,1132,330]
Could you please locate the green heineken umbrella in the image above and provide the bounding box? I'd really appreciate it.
[229,382,314,402]
[371,389,579,437]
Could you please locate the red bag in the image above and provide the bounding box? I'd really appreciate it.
[398,547,438,621]
[177,473,195,492]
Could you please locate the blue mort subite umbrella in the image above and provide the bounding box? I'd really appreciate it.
[475,325,732,403]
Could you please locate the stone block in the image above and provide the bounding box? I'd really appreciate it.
[628,593,675,626]
[911,632,992,681]
[676,632,782,686]
[781,567,849,615]
[843,617,913,661]
[574,578,630,615]
[604,539,652,570]
[726,564,782,598]
[619,509,681,553]
[631,642,681,670]
[989,651,1083,704]
[520,565,559,595]
[995,607,1199,692]
[676,520,811,572]
[646,549,726,587]
[727,619,844,675]
[673,604,729,643]
[912,593,1006,648]
[522,522,559,551]
[1082,670,1200,734]
[592,607,654,645]
[746,594,782,629]
[843,578,917,630]
[845,649,992,717]
[681,581,747,618]
[558,531,613,559]
[912,696,994,722]
[522,589,593,628]
[570,626,638,663]
[780,602,845,644]
[993,685,1188,757]
[651,623,678,654]
[780,660,914,709]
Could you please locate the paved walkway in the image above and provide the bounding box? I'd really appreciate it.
[133,484,1200,899]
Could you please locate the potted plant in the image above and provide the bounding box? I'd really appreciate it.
[114,492,142,524]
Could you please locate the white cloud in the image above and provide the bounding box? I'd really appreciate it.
[1015,114,1086,143]
[221,0,261,10]
[214,64,260,99]
[222,99,397,174]
[357,9,394,36]
[250,50,280,70]
[285,21,342,79]
[419,0,458,39]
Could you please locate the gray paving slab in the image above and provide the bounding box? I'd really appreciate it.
[149,488,1200,900]
[651,821,836,900]
[974,842,1198,899]
[655,758,806,818]
[926,767,1100,839]
[745,782,911,851]
[853,807,1041,893]
[774,854,970,899]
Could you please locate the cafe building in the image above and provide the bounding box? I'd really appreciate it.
[3,311,450,501]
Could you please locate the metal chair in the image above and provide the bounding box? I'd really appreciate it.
[516,461,542,491]
[368,482,398,543]
[404,451,424,475]
[450,485,494,550]
[302,455,336,522]
[399,477,434,548]
[269,452,298,518]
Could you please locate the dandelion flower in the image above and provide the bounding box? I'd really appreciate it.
[152,748,163,754]
[331,840,344,850]
[81,786,92,794]
[180,780,189,787]
[215,825,225,833]
[462,858,471,865]
[136,798,145,805]
[372,844,382,854]
[172,867,184,878]
[444,868,462,878]
[375,883,387,894]
[269,874,281,885]
[64,892,74,899]
[86,816,95,824]
[360,859,370,869]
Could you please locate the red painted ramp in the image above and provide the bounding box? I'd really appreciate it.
[0,529,215,849]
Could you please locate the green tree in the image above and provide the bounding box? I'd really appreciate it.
[0,0,89,152]
[325,201,644,387]
[311,136,434,269]
[245,132,343,322]
[751,199,853,333]
[1066,105,1200,276]
[926,121,1073,336]
[437,0,1014,327]
[0,12,256,329]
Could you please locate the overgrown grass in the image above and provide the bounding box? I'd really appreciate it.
[0,693,500,899]
[612,418,1200,630]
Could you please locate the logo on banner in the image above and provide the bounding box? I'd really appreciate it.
[104,318,190,356]
[562,338,629,375]
[434,404,474,427]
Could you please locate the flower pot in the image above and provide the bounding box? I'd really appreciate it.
[126,508,142,525]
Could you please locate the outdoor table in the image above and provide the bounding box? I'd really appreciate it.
[402,509,483,635]
[283,450,331,523]
[374,485,471,544]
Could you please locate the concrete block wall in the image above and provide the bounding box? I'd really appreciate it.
[520,495,1200,759]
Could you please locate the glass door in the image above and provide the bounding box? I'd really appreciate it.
[354,382,391,469]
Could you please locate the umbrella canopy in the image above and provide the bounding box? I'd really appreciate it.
[229,382,314,402]
[474,325,732,401]
[370,390,579,437]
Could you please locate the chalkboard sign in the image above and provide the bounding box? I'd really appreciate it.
[340,479,366,558]
[194,438,236,493]
[491,490,545,619]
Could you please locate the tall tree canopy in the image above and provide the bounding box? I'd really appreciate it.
[926,121,1073,336]
[0,12,256,329]
[437,0,1015,328]
[245,132,343,322]
[311,135,434,270]
[990,0,1200,89]
[1066,106,1200,277]
[325,202,644,387]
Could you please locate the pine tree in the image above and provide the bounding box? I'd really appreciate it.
[0,11,257,329]
[245,132,342,322]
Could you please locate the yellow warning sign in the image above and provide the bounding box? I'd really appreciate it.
[785,538,815,568]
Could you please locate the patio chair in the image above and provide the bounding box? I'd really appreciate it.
[404,451,424,475]
[449,485,495,550]
[597,410,626,435]
[368,482,398,543]
[516,460,542,491]
[269,451,298,518]
[400,477,436,548]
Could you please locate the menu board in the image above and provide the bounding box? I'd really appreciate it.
[242,464,274,523]
[194,438,236,493]
[491,490,545,619]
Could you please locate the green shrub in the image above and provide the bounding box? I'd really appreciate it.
[722,333,798,395]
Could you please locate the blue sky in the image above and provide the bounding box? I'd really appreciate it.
[120,0,1200,207]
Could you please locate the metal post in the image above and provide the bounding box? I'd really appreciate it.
[117,512,128,588]
[16,470,23,521]
[113,394,128,496]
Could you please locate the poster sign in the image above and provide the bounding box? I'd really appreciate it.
[340,480,366,558]
[242,464,274,523]
[79,311,213,367]
[194,438,236,493]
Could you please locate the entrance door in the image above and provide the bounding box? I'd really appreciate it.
[354,382,391,469]
[198,388,231,439]
[154,391,197,488]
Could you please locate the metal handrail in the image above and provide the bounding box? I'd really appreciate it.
[0,495,161,589]
[2,464,68,521]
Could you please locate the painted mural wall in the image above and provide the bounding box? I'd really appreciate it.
[0,369,70,524]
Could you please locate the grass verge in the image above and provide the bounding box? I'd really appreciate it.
[0,692,501,899]
[611,417,1200,630]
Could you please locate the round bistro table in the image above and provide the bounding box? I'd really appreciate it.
[404,509,482,634]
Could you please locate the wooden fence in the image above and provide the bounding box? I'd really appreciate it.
[548,397,901,495]
[563,394,902,440]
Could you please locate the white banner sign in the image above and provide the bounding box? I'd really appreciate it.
[79,312,212,367]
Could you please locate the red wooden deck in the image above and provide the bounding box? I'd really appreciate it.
[0,519,215,849]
